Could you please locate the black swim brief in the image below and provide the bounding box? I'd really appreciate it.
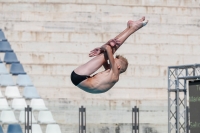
[71,71,90,86]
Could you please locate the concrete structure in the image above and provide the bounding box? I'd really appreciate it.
[0,0,200,132]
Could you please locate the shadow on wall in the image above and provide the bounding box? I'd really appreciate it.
[98,124,158,133]
[99,124,120,133]
[100,127,109,133]
[115,124,120,133]
[143,126,158,133]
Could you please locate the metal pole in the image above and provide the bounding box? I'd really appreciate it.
[81,107,83,133]
[168,90,171,133]
[176,79,180,133]
[184,79,187,133]
[168,67,171,133]
[27,105,29,133]
[132,106,139,133]
[30,107,32,133]
[138,107,139,133]
[175,68,180,133]
[84,107,86,133]
[186,69,188,133]
[135,106,137,133]
[132,108,133,133]
[79,106,86,133]
[25,105,32,133]
[186,107,189,133]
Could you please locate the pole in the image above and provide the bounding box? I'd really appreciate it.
[132,106,139,133]
[25,105,32,133]
[79,106,86,133]
[135,106,137,133]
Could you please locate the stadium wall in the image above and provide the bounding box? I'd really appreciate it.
[1,0,200,132]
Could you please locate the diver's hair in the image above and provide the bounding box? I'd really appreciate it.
[116,55,128,73]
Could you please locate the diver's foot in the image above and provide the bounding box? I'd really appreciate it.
[127,16,148,31]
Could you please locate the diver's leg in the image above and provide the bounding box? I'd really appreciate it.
[74,53,107,76]
[89,16,148,56]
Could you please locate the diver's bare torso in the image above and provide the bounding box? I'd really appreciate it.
[77,69,119,94]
